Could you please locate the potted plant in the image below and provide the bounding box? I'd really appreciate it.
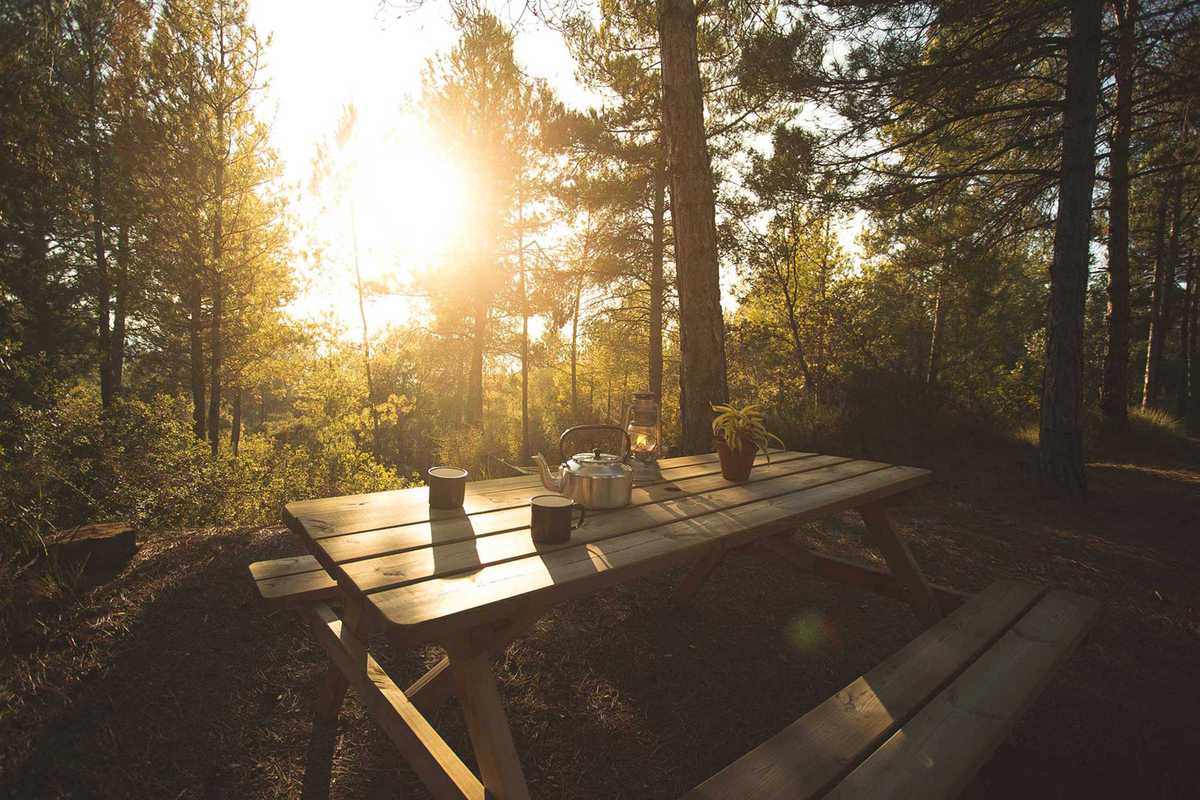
[711,402,784,482]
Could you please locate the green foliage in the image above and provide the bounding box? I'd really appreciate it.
[0,385,408,555]
[711,402,783,452]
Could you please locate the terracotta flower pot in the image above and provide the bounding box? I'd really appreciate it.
[716,438,757,482]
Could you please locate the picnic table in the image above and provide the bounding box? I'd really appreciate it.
[251,449,1098,799]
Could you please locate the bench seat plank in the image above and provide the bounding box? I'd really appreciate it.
[683,580,1046,800]
[826,589,1100,800]
[250,555,339,605]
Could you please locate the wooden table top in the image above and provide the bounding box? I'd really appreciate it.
[284,450,930,643]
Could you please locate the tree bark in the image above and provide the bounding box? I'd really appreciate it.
[1142,177,1177,407]
[571,277,581,420]
[649,135,667,401]
[110,222,129,396]
[1179,256,1195,420]
[1038,0,1102,499]
[1100,0,1135,427]
[188,271,206,440]
[207,20,228,458]
[231,384,242,457]
[518,191,530,462]
[658,0,728,454]
[85,25,113,409]
[350,202,379,458]
[927,270,947,388]
[466,298,485,424]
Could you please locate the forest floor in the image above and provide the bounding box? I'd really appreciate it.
[2,430,1199,799]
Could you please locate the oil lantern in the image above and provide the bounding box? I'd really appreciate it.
[624,392,661,482]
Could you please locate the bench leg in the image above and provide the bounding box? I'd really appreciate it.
[301,667,348,800]
[300,598,368,800]
[857,503,942,624]
[445,635,531,800]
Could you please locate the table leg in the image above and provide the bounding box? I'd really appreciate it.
[301,597,368,800]
[857,503,942,624]
[445,636,531,800]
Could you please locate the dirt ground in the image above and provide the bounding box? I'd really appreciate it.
[2,436,1199,799]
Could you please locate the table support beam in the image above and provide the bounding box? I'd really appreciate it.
[857,503,943,624]
[302,604,485,800]
[758,535,968,615]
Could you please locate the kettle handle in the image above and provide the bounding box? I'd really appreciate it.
[559,425,632,463]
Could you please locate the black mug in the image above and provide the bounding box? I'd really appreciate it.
[530,494,586,544]
[427,466,468,509]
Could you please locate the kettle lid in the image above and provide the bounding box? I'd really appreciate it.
[567,447,629,476]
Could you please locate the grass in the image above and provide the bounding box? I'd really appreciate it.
[1,432,1198,798]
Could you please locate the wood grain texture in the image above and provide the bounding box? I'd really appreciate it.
[683,580,1047,800]
[826,589,1100,800]
[316,454,836,566]
[249,554,324,580]
[302,604,486,800]
[287,450,804,541]
[338,458,877,595]
[251,562,338,606]
[372,465,930,641]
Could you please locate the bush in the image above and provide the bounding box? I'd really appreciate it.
[0,385,410,559]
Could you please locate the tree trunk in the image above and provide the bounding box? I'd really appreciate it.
[86,32,112,409]
[208,22,228,458]
[466,298,485,424]
[571,278,581,420]
[1037,0,1102,499]
[518,195,530,462]
[231,384,242,457]
[188,272,206,440]
[111,222,130,396]
[1142,178,1176,407]
[1179,257,1195,420]
[649,135,667,401]
[350,203,379,458]
[927,270,947,388]
[658,0,728,454]
[1100,0,1136,427]
[208,266,222,456]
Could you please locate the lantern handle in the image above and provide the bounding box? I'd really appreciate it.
[559,425,632,463]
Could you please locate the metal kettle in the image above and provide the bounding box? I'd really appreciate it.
[532,425,634,509]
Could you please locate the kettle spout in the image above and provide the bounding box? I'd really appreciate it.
[531,453,562,491]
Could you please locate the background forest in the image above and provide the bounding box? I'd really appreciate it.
[2,0,1198,571]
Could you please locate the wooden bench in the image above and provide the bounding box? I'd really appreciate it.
[684,579,1100,800]
[249,555,339,606]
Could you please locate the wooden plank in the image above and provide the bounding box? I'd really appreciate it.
[757,537,968,613]
[337,458,874,594]
[254,569,339,606]
[301,604,486,800]
[858,503,942,624]
[405,656,455,715]
[445,635,531,800]
[682,580,1046,800]
[403,612,542,715]
[826,589,1101,800]
[286,450,811,540]
[371,465,931,641]
[249,554,324,581]
[315,454,840,566]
